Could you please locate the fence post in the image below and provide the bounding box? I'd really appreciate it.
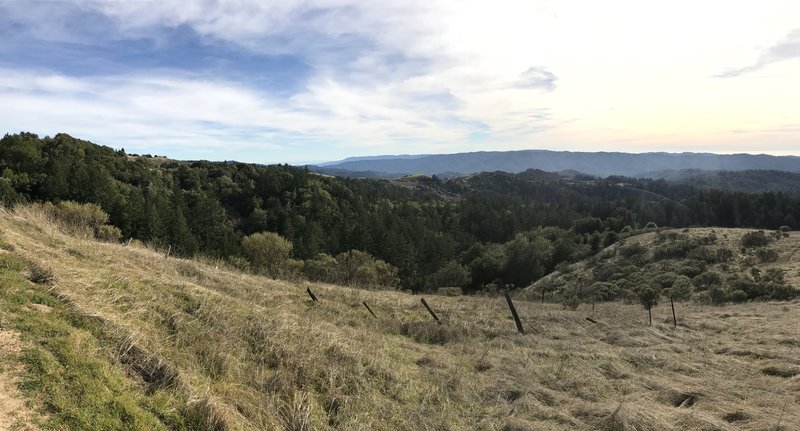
[420,298,440,323]
[306,287,318,303]
[670,296,677,328]
[504,293,525,334]
[363,301,377,318]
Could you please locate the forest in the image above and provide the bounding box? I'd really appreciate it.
[2,132,799,292]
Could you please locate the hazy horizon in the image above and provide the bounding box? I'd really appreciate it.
[2,1,798,163]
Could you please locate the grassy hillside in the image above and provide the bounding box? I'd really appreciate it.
[1,207,799,430]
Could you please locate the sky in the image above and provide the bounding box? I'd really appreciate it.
[1,1,799,163]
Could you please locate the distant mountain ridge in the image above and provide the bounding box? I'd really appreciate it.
[313,149,800,178]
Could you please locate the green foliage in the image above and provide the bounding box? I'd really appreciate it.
[303,250,400,289]
[241,232,293,277]
[692,271,721,291]
[669,276,693,301]
[426,261,470,290]
[755,248,779,263]
[95,225,123,242]
[50,200,109,231]
[638,286,660,311]
[741,231,771,248]
[4,132,800,291]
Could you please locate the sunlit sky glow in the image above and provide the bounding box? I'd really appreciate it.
[1,1,799,163]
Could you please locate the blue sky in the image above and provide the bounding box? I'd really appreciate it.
[1,1,799,163]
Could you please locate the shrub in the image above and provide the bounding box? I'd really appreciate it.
[619,243,647,260]
[591,282,622,301]
[426,261,470,290]
[638,286,660,325]
[708,286,727,305]
[755,248,779,263]
[436,287,462,296]
[779,225,791,232]
[655,272,678,289]
[741,231,771,248]
[95,225,122,242]
[562,294,580,310]
[762,268,785,284]
[335,250,399,289]
[653,239,700,260]
[693,271,721,291]
[302,253,339,283]
[241,231,293,277]
[728,290,748,303]
[645,221,658,230]
[769,283,799,300]
[675,260,707,278]
[45,201,111,237]
[669,275,693,300]
[715,248,734,262]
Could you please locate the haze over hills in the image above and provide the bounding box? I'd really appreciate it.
[314,150,800,179]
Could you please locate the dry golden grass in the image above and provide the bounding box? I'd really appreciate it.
[1,206,799,430]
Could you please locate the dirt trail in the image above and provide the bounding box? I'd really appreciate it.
[0,329,39,431]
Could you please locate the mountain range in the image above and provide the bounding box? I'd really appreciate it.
[312,149,800,179]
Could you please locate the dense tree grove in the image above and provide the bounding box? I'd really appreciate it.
[2,132,799,292]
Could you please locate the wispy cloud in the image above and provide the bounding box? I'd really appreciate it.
[515,67,558,91]
[716,29,800,78]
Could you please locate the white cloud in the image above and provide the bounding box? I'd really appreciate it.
[2,0,800,160]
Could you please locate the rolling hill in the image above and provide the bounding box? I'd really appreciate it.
[1,206,799,430]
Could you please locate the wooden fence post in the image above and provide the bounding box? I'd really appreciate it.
[420,298,440,323]
[504,293,524,334]
[670,296,677,328]
[363,301,377,318]
[306,287,318,303]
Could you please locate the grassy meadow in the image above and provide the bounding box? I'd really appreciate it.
[0,205,798,430]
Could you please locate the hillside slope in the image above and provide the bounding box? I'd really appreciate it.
[1,208,799,430]
[524,227,800,303]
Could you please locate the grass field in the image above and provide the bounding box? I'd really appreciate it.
[0,206,798,430]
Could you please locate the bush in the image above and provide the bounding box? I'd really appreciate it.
[708,286,727,305]
[755,248,779,263]
[653,239,700,260]
[675,260,707,278]
[693,271,721,291]
[426,261,470,290]
[335,250,399,289]
[45,201,111,237]
[302,253,339,283]
[619,243,647,259]
[591,282,622,301]
[728,290,748,303]
[741,231,771,248]
[241,231,293,277]
[304,250,400,289]
[645,221,658,230]
[669,275,693,300]
[436,287,462,296]
[562,294,580,310]
[95,225,122,242]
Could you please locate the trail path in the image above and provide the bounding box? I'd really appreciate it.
[0,329,39,431]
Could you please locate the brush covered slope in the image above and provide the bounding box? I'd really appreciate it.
[525,227,800,304]
[0,207,799,430]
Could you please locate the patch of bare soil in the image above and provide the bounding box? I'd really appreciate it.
[0,329,39,431]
